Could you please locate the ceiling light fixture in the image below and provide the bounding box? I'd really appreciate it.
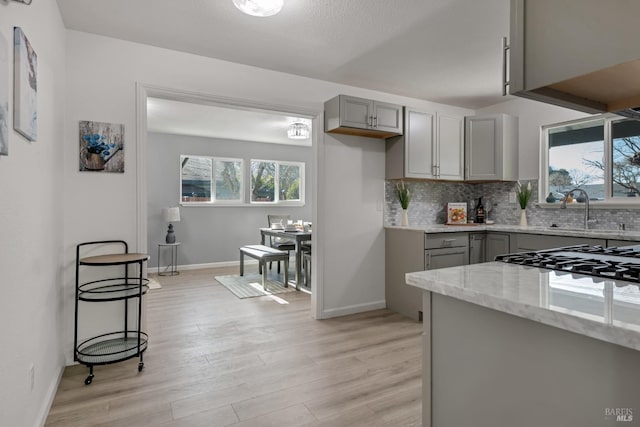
[11,0,32,4]
[232,0,283,17]
[288,122,310,140]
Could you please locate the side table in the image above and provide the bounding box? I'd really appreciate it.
[158,242,181,276]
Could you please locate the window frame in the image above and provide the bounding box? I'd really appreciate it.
[249,159,305,206]
[180,155,244,206]
[539,114,640,208]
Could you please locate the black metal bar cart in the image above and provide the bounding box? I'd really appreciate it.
[74,240,149,385]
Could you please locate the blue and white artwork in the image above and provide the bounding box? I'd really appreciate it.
[0,31,8,155]
[13,27,37,142]
[79,121,124,173]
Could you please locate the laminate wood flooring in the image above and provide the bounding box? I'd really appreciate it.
[45,266,422,426]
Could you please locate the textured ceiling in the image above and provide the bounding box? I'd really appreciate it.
[56,0,511,109]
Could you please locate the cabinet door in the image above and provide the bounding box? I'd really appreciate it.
[514,233,606,252]
[425,247,470,270]
[405,109,436,178]
[485,233,510,261]
[465,115,501,181]
[469,233,486,264]
[437,114,464,181]
[340,96,373,129]
[374,101,403,134]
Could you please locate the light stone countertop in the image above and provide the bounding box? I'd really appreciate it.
[385,224,640,242]
[406,262,640,351]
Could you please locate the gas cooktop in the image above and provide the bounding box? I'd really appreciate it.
[495,244,640,284]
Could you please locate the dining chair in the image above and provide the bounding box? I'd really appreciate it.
[267,214,295,273]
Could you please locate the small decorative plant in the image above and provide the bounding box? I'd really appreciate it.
[396,181,410,210]
[515,181,532,209]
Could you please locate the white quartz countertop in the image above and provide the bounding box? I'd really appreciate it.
[406,262,640,351]
[385,224,640,242]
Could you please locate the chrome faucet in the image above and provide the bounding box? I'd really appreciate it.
[560,188,595,229]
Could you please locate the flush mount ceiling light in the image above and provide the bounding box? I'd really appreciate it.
[11,0,33,4]
[232,0,283,17]
[288,122,310,140]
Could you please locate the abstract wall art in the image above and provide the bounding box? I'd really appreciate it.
[79,121,125,173]
[13,27,37,142]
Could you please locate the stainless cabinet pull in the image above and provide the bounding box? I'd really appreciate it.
[426,251,432,269]
[443,239,456,247]
[368,115,374,127]
[502,36,510,96]
[374,116,378,128]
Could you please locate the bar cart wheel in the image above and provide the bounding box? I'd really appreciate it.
[85,374,94,385]
[138,362,144,372]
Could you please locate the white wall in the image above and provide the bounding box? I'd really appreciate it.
[476,97,590,179]
[0,2,66,427]
[63,29,473,352]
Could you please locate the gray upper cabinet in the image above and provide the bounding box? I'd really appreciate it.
[386,108,463,181]
[507,0,640,116]
[464,113,518,181]
[325,95,403,138]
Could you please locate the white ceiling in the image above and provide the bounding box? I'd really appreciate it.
[56,0,511,110]
[147,98,313,146]
[57,0,511,141]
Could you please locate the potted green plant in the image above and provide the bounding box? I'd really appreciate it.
[515,181,532,226]
[396,181,411,226]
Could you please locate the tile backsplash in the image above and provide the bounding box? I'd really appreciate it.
[384,180,640,231]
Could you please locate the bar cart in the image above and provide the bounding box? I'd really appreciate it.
[75,240,149,385]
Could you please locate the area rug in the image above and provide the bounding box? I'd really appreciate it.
[215,274,296,299]
[147,278,162,289]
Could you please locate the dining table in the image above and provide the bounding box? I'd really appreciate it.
[259,227,311,289]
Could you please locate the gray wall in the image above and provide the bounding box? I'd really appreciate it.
[147,132,313,268]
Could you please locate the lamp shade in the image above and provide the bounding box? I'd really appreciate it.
[163,207,180,222]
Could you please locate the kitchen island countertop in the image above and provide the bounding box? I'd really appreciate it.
[406,262,640,351]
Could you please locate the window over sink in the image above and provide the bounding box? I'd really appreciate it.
[540,115,640,205]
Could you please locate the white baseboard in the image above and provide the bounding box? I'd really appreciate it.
[37,365,65,427]
[150,259,260,274]
[321,300,386,319]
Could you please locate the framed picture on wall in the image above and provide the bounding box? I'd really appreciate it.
[79,121,125,172]
[0,30,9,155]
[13,27,37,142]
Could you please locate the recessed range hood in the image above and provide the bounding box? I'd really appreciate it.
[507,0,640,119]
[524,59,640,119]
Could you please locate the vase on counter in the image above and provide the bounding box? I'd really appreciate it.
[519,209,527,227]
[401,209,409,227]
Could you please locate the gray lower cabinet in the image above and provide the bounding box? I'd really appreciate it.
[386,230,469,321]
[469,233,485,264]
[485,232,510,261]
[386,228,425,321]
[608,240,640,248]
[510,233,606,252]
[469,232,510,263]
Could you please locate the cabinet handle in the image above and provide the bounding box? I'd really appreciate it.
[502,36,510,96]
[374,116,378,128]
[368,115,374,127]
[443,239,456,247]
[432,165,437,177]
[426,251,432,269]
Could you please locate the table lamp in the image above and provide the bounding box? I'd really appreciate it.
[163,207,180,243]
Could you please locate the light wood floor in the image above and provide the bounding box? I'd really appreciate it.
[45,266,422,426]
